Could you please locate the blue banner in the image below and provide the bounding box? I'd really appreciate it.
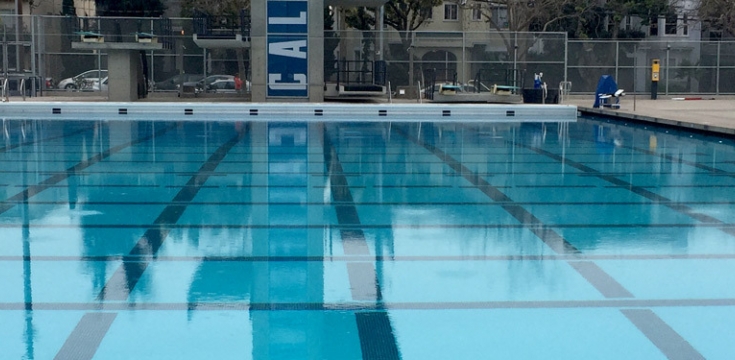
[267,0,308,98]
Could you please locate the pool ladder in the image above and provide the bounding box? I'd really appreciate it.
[1,78,28,102]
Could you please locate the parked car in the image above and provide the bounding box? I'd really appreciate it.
[57,69,108,90]
[153,73,204,91]
[195,75,234,93]
[88,77,108,92]
[208,78,251,93]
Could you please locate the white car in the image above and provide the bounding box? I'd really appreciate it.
[57,70,108,90]
[208,79,251,93]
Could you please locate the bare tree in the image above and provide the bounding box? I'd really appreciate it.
[345,0,442,86]
[465,0,592,60]
[698,0,735,37]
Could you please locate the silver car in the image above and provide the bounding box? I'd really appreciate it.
[57,70,108,90]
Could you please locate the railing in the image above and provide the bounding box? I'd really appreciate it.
[20,78,26,101]
[193,9,251,40]
[388,81,392,103]
[1,78,8,102]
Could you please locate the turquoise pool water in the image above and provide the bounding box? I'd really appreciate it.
[1,117,734,359]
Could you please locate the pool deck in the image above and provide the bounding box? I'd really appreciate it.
[566,95,735,136]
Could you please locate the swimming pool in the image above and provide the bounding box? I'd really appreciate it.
[1,117,734,359]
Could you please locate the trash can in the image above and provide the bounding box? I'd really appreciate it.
[545,89,560,104]
[522,88,544,103]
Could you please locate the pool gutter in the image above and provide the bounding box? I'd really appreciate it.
[0,102,578,122]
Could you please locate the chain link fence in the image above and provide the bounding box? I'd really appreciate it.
[2,14,734,99]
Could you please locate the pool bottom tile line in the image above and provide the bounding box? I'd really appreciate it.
[5,253,735,262]
[4,298,735,311]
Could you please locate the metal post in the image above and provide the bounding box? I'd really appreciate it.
[513,32,518,90]
[30,15,35,96]
[378,6,384,61]
[97,19,102,92]
[716,41,720,95]
[3,26,8,79]
[15,2,21,76]
[665,43,670,95]
[563,32,568,82]
[37,16,43,95]
[461,32,465,84]
[633,44,637,111]
[150,19,155,87]
[615,41,619,82]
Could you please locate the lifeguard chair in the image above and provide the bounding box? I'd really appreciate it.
[593,75,625,109]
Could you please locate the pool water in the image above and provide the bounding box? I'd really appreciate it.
[1,117,735,359]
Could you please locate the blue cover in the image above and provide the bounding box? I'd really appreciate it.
[593,75,618,108]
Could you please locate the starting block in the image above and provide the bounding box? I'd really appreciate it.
[78,31,104,43]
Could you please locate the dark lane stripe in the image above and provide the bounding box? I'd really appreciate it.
[97,130,245,301]
[347,263,382,301]
[567,261,633,298]
[323,126,400,359]
[393,125,579,255]
[323,127,370,255]
[54,312,117,360]
[514,142,724,224]
[355,312,401,360]
[0,124,176,216]
[1,123,93,154]
[621,309,705,360]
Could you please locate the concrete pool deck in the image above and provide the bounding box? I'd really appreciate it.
[566,95,735,136]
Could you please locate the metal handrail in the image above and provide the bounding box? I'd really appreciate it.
[417,81,422,103]
[1,78,8,102]
[388,81,392,103]
[20,78,26,101]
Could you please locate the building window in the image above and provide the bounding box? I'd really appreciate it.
[472,4,482,21]
[682,14,688,36]
[649,16,659,36]
[491,5,509,29]
[421,7,433,20]
[444,3,458,21]
[624,16,632,30]
[665,13,677,35]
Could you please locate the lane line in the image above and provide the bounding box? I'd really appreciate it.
[355,312,401,360]
[393,125,580,255]
[53,312,117,360]
[347,263,382,301]
[567,261,634,298]
[323,127,371,255]
[97,129,246,301]
[323,125,400,360]
[0,124,176,216]
[1,123,94,154]
[621,309,705,360]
